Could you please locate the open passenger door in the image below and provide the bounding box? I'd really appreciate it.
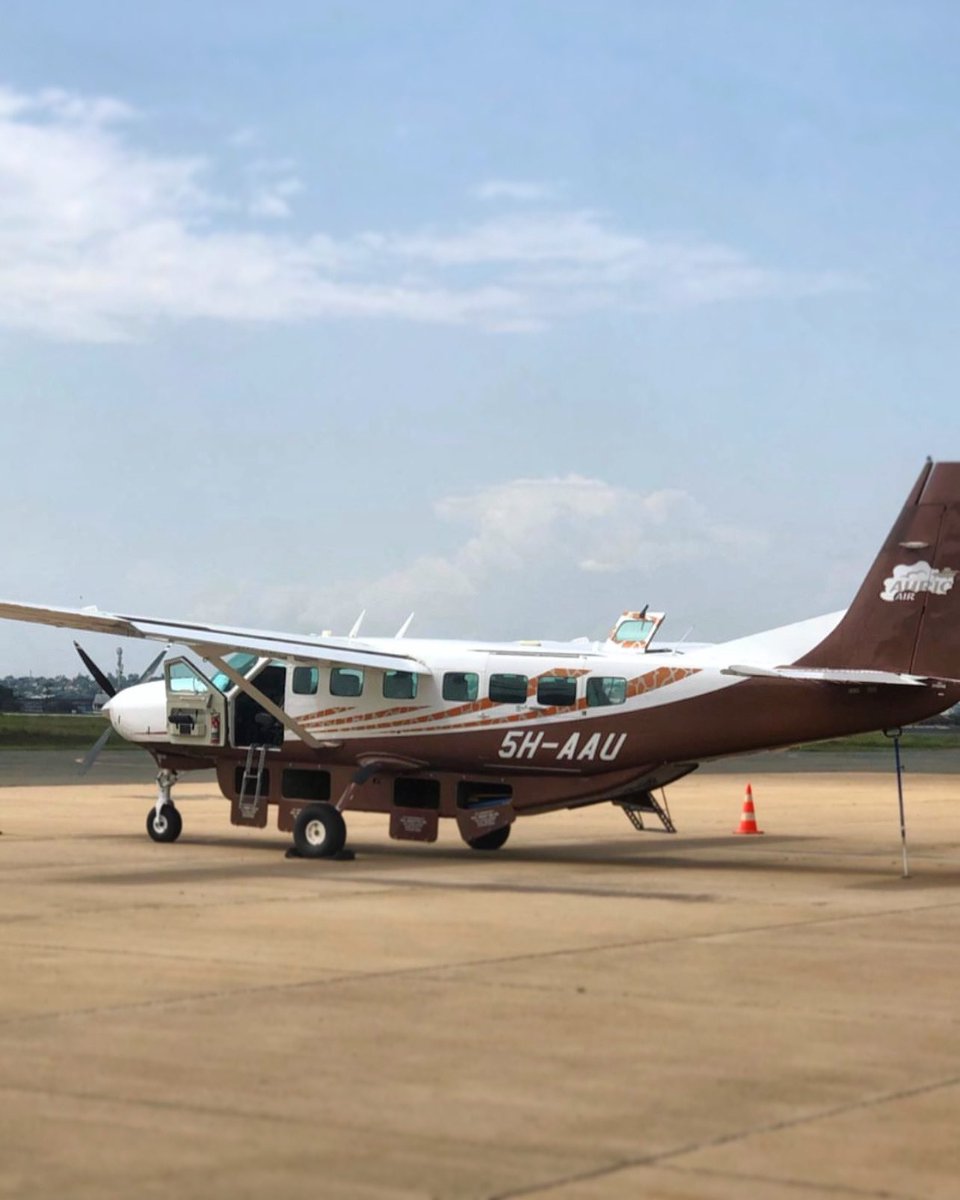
[164,658,227,748]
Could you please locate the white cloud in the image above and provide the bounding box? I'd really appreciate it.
[245,157,303,219]
[210,475,765,639]
[473,179,555,203]
[0,83,855,342]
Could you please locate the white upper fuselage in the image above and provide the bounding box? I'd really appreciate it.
[104,611,846,748]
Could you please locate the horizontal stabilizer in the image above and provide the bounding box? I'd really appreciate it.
[721,664,930,686]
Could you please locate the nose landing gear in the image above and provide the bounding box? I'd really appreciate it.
[146,768,182,843]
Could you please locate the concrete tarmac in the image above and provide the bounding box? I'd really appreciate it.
[1,755,960,1199]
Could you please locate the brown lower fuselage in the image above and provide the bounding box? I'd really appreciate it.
[154,677,959,829]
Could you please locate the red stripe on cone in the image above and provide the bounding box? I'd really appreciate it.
[733,782,764,835]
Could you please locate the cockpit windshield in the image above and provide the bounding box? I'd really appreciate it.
[210,652,260,693]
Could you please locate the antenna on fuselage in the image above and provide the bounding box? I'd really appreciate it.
[395,612,414,638]
[348,610,366,638]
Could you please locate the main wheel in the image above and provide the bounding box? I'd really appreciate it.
[293,804,347,858]
[146,804,182,843]
[466,824,511,852]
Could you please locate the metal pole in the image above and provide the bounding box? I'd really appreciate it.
[892,733,910,879]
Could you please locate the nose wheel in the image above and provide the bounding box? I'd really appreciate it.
[146,768,182,843]
[147,804,182,842]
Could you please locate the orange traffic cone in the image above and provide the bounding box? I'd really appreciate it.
[733,783,764,835]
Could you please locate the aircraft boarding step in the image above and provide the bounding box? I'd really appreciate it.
[238,744,269,820]
[614,791,677,834]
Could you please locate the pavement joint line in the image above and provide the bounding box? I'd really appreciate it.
[487,1072,960,1200]
[0,1072,931,1200]
[0,935,354,971]
[0,1079,361,1131]
[4,893,960,1030]
[14,938,960,1032]
[657,1162,917,1200]
[0,1078,595,1184]
[440,974,960,1025]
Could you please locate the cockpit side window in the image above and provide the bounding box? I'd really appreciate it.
[210,652,260,694]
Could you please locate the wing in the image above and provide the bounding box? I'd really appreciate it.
[0,599,430,675]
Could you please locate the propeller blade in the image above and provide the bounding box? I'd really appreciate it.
[136,648,167,685]
[78,725,113,776]
[74,641,116,698]
[74,644,166,777]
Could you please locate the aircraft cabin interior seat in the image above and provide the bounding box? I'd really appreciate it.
[444,676,471,701]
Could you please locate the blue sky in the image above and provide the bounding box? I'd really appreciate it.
[1,2,958,674]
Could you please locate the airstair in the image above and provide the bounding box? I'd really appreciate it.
[614,790,677,834]
[238,745,269,820]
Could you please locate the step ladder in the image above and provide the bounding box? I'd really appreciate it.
[238,744,269,820]
[614,790,677,834]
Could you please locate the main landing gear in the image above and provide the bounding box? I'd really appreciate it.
[146,768,182,843]
[292,804,347,858]
[464,824,511,852]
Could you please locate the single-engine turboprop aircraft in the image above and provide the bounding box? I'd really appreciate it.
[2,460,959,858]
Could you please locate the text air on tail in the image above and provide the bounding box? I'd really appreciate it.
[797,460,960,681]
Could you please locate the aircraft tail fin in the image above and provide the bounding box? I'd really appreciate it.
[795,460,960,678]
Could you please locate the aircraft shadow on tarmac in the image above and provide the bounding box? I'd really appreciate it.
[64,830,960,890]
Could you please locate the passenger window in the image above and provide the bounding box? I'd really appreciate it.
[586,677,627,707]
[489,673,528,703]
[442,672,479,702]
[330,667,364,697]
[537,675,577,706]
[383,670,418,700]
[292,666,319,695]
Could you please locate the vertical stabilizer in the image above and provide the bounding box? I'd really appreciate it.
[796,461,960,678]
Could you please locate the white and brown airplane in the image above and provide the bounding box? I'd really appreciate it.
[2,459,959,858]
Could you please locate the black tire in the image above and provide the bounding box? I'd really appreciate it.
[466,824,511,852]
[146,804,182,843]
[293,804,347,858]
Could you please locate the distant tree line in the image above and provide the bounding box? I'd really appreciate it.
[0,672,141,714]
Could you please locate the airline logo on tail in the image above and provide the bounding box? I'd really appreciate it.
[880,561,957,602]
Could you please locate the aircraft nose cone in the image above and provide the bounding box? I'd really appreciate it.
[100,695,120,731]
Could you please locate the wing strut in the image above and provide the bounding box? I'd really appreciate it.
[206,654,331,752]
